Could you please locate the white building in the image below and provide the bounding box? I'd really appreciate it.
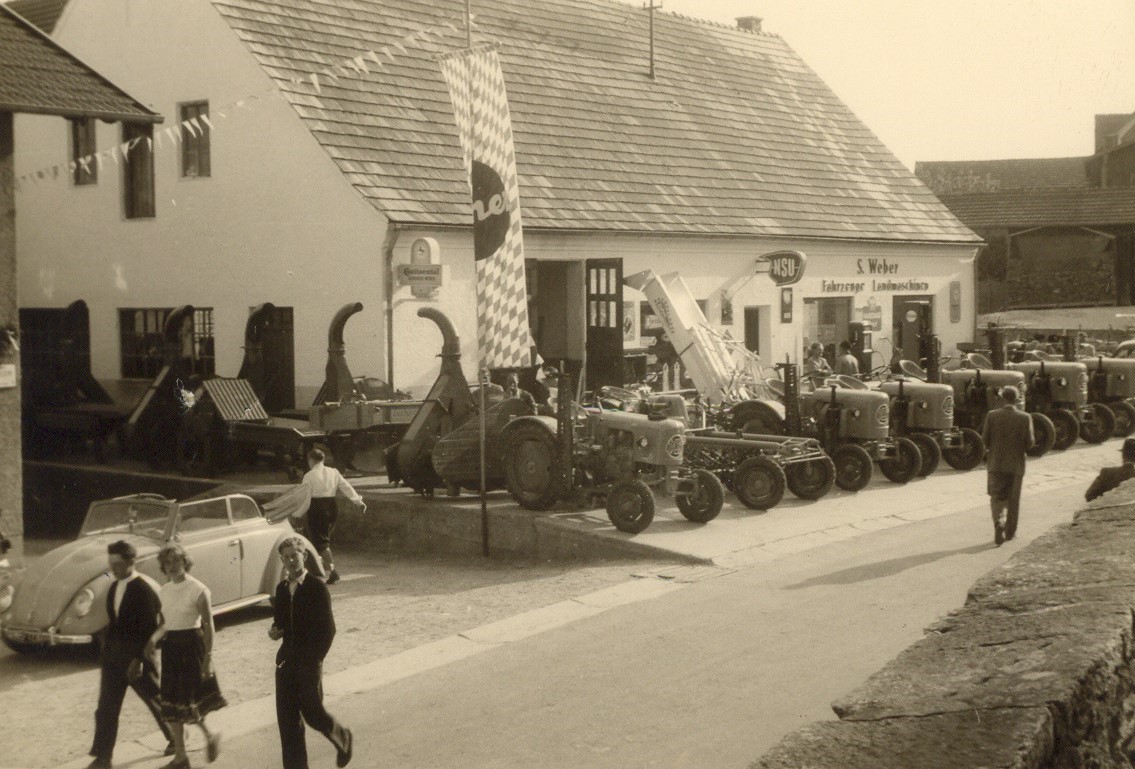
[12,0,980,402]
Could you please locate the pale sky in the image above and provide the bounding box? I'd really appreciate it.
[646,0,1135,169]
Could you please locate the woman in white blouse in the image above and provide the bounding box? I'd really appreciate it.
[146,544,225,768]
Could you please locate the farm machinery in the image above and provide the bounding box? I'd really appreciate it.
[1007,361,1113,449]
[627,269,921,492]
[1084,356,1135,437]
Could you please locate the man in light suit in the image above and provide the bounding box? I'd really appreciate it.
[981,386,1035,545]
[1085,438,1135,502]
[88,540,173,769]
[270,537,353,769]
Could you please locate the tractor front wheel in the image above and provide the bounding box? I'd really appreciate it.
[606,479,655,534]
[785,456,836,500]
[1079,403,1116,444]
[1111,401,1135,437]
[677,469,725,522]
[732,457,785,510]
[503,424,561,510]
[1048,408,1079,451]
[832,444,873,491]
[879,437,922,483]
[908,432,941,477]
[1027,413,1056,457]
[942,427,984,471]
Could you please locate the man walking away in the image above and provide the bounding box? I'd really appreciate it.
[269,537,353,769]
[300,449,366,585]
[981,386,1035,545]
[88,540,173,769]
[1085,438,1135,502]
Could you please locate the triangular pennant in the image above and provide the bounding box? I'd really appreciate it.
[182,119,199,138]
[309,73,322,94]
[366,50,384,68]
[383,47,395,61]
[393,41,407,55]
[199,115,215,130]
[349,55,369,75]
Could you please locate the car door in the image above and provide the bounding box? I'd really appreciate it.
[228,494,278,598]
[173,497,241,607]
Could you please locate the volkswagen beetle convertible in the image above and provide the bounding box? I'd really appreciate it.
[1,492,323,653]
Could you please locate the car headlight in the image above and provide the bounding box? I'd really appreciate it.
[68,587,95,618]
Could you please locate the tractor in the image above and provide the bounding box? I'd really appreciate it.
[1008,359,1114,449]
[1083,356,1135,438]
[726,361,922,492]
[499,373,724,534]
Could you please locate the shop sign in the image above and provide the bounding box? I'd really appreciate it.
[821,279,930,293]
[396,264,444,287]
[758,250,806,286]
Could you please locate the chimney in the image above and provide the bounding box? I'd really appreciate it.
[736,16,762,33]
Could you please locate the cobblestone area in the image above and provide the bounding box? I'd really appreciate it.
[0,551,659,769]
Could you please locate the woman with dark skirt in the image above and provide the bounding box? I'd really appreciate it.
[146,544,225,769]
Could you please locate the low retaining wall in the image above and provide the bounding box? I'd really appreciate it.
[757,492,1135,769]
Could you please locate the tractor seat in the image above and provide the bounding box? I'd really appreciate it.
[964,352,993,370]
[764,379,786,397]
[899,360,928,381]
[836,375,869,390]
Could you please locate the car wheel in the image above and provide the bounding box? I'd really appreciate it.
[879,437,922,483]
[606,479,655,534]
[832,444,873,491]
[908,432,941,477]
[732,456,786,510]
[676,469,725,523]
[942,427,984,471]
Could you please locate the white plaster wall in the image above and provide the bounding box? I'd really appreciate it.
[14,0,389,392]
[390,230,977,397]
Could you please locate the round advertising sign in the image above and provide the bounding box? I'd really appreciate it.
[759,250,807,286]
[471,159,510,261]
[905,310,918,323]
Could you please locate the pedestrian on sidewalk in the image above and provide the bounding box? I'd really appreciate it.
[1085,437,1135,502]
[146,544,225,769]
[269,536,353,769]
[87,540,174,769]
[300,448,366,585]
[981,385,1035,545]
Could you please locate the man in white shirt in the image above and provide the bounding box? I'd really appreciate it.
[300,449,366,585]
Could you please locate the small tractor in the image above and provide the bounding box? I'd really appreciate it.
[1084,356,1135,437]
[1007,359,1114,449]
[500,373,724,534]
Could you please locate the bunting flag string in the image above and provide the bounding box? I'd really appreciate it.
[16,15,475,188]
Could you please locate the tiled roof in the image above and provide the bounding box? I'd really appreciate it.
[937,188,1135,229]
[211,0,979,243]
[0,3,158,121]
[915,157,1091,195]
[5,0,67,33]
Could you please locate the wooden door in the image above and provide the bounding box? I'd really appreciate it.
[584,258,623,390]
[893,295,933,364]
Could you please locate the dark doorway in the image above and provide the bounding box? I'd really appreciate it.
[743,307,761,354]
[585,258,623,390]
[239,305,294,412]
[893,295,933,364]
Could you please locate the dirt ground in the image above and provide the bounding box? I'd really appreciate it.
[0,548,663,769]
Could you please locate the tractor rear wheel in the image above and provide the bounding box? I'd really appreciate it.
[832,444,873,491]
[606,479,655,533]
[1111,400,1135,437]
[1079,403,1116,444]
[677,469,725,522]
[737,412,785,436]
[909,432,941,477]
[785,457,836,500]
[879,437,922,483]
[1027,413,1056,457]
[733,457,785,510]
[503,424,560,510]
[1048,408,1079,450]
[942,427,984,471]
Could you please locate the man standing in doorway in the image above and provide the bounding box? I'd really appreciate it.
[981,386,1035,545]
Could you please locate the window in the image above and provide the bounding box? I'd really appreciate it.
[118,307,215,378]
[179,101,211,178]
[122,122,154,218]
[177,498,230,532]
[229,496,260,522]
[70,118,97,185]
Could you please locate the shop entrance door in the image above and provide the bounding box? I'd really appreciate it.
[893,295,933,364]
[743,306,771,358]
[585,258,623,390]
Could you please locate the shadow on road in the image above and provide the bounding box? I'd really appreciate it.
[783,542,993,590]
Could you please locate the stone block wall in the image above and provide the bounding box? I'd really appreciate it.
[756,495,1135,769]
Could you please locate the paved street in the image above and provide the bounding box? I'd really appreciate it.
[2,438,1123,769]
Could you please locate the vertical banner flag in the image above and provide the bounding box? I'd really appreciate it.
[438,43,538,370]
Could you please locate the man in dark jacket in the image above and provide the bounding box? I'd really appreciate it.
[1086,438,1135,502]
[88,540,172,769]
[269,537,353,769]
[981,386,1035,545]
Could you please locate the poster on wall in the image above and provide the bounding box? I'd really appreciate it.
[721,296,733,325]
[857,296,883,331]
[780,287,793,323]
[623,301,637,342]
[641,302,662,334]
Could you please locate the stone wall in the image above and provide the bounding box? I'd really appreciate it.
[756,492,1135,769]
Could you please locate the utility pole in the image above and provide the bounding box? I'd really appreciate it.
[644,0,661,80]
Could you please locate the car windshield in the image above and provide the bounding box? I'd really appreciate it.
[81,500,171,538]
